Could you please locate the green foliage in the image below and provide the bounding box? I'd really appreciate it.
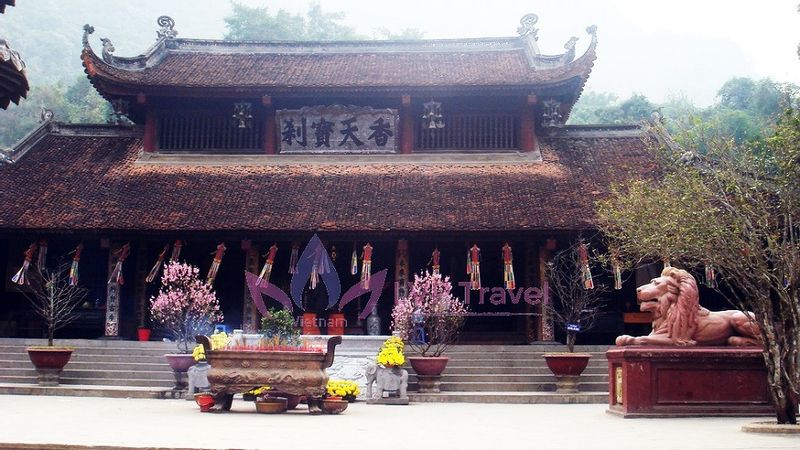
[224,2,361,41]
[259,308,299,342]
[0,77,110,148]
[570,92,654,125]
[566,91,619,124]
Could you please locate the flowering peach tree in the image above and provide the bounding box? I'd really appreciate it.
[391,272,467,357]
[150,261,223,353]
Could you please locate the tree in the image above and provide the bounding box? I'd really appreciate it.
[17,263,87,346]
[224,2,360,41]
[568,91,619,124]
[545,242,606,352]
[596,106,800,424]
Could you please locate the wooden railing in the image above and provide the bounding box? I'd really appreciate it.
[157,111,263,152]
[415,114,519,151]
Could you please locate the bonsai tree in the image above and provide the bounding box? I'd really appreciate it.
[17,262,87,347]
[150,261,224,353]
[545,242,606,352]
[391,271,467,357]
[259,307,300,347]
[596,108,800,424]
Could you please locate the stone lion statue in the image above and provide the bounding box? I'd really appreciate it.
[616,267,760,347]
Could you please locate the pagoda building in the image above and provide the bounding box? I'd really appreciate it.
[0,14,653,343]
[0,0,28,109]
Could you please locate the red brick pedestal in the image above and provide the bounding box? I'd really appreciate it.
[606,347,773,418]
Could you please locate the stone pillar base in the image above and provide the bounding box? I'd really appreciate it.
[554,375,580,394]
[416,375,442,393]
[36,369,61,387]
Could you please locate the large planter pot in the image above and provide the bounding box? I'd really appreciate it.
[408,356,449,393]
[164,353,197,390]
[302,312,320,335]
[327,312,345,335]
[26,347,73,386]
[543,353,591,393]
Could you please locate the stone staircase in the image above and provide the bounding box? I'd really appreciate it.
[407,344,610,404]
[0,338,610,404]
[0,338,181,398]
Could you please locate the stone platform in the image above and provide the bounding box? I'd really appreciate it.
[606,346,774,418]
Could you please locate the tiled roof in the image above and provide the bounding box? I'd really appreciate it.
[0,125,655,233]
[0,39,28,109]
[0,1,15,14]
[81,23,597,94]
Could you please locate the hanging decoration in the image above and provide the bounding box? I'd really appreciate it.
[611,249,622,290]
[361,243,373,289]
[468,244,481,291]
[502,242,516,290]
[11,243,37,285]
[288,241,300,274]
[206,242,226,285]
[350,243,358,275]
[578,242,594,290]
[330,245,337,262]
[257,243,279,286]
[146,244,170,284]
[108,243,131,286]
[704,264,717,289]
[310,242,332,290]
[170,240,183,262]
[36,239,48,268]
[431,247,441,275]
[69,243,83,286]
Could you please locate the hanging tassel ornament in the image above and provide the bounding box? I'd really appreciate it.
[206,242,226,285]
[108,243,131,285]
[288,241,300,274]
[361,243,373,289]
[170,240,182,262]
[611,249,622,290]
[704,264,717,289]
[146,244,170,284]
[431,247,441,275]
[257,243,278,286]
[579,243,594,290]
[69,243,83,286]
[469,244,481,291]
[502,242,515,289]
[11,243,37,285]
[36,239,48,268]
[350,243,358,275]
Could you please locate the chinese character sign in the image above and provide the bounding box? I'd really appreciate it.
[277,105,398,153]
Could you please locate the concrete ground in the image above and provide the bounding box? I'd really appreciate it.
[0,395,797,450]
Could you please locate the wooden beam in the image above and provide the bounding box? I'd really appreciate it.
[143,107,157,152]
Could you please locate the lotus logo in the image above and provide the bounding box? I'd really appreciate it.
[246,234,387,319]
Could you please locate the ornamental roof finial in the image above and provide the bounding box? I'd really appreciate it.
[517,13,539,40]
[156,16,178,40]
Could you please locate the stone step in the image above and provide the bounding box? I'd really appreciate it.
[0,347,179,357]
[408,373,608,383]
[435,359,608,368]
[408,391,608,404]
[431,352,609,359]
[409,381,609,392]
[0,359,171,371]
[0,367,174,381]
[58,377,174,388]
[437,368,607,374]
[0,382,184,399]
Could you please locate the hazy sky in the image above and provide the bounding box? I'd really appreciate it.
[7,0,799,106]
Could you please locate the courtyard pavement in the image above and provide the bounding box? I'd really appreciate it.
[0,395,797,450]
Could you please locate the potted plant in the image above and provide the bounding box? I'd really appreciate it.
[150,261,223,390]
[327,379,360,402]
[391,272,467,393]
[543,242,606,393]
[16,262,87,386]
[260,307,300,345]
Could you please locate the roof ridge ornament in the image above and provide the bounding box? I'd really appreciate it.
[100,37,115,64]
[82,24,95,50]
[156,16,178,40]
[517,13,539,40]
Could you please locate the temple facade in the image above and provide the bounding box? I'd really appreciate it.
[0,14,655,343]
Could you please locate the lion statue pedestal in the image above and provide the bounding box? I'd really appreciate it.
[608,268,771,417]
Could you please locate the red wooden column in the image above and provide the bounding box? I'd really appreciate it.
[537,238,557,341]
[262,95,277,155]
[140,94,157,152]
[400,94,413,154]
[520,93,538,152]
